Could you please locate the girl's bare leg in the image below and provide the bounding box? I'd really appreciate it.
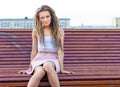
[43,62,60,87]
[27,66,46,87]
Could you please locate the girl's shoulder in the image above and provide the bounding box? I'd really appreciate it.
[58,28,64,37]
[32,28,37,38]
[58,28,64,33]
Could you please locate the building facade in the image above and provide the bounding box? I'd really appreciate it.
[59,18,70,28]
[112,17,120,28]
[0,17,70,29]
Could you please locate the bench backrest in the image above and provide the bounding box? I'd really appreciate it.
[0,29,120,74]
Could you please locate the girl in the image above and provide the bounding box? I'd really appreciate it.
[19,5,74,87]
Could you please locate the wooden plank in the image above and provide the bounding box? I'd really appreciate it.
[1,29,120,86]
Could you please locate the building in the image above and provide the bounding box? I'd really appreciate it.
[112,17,120,28]
[0,17,33,29]
[59,18,70,28]
[0,17,70,29]
[71,25,115,29]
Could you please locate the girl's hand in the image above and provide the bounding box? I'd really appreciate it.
[18,70,27,74]
[18,65,32,74]
[61,70,75,74]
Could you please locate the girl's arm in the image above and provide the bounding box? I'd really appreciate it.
[57,29,64,72]
[18,29,38,74]
[29,29,38,68]
[57,29,74,74]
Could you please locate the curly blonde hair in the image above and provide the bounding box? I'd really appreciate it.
[34,5,63,51]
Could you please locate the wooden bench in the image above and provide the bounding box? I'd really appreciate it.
[0,29,120,87]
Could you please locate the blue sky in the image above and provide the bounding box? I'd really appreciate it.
[0,0,120,26]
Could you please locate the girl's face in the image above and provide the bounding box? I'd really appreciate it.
[39,11,51,27]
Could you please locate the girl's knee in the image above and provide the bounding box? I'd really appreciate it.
[43,62,55,72]
[34,66,46,77]
[35,66,45,73]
